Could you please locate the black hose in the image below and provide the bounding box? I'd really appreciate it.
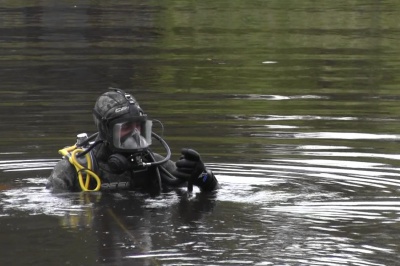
[146,133,185,186]
[77,139,104,157]
[147,151,185,186]
[158,166,186,186]
[147,132,171,166]
[79,132,99,147]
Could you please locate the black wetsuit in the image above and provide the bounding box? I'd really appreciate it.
[46,140,219,194]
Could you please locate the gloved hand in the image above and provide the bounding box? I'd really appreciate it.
[175,148,219,192]
[175,148,205,182]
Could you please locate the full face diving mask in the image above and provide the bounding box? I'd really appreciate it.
[108,116,152,153]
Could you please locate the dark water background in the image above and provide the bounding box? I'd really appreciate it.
[2,0,400,265]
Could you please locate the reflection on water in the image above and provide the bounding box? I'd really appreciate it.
[1,158,400,265]
[0,159,57,172]
[2,0,400,265]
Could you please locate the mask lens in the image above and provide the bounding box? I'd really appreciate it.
[112,120,151,151]
[120,122,140,139]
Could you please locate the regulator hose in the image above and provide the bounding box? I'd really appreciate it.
[77,139,104,157]
[143,132,171,166]
[59,145,101,192]
[158,165,186,186]
[78,132,99,147]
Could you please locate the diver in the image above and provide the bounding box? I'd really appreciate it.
[46,88,219,194]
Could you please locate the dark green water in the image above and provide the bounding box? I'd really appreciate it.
[1,1,400,265]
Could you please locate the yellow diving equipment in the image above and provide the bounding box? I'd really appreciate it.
[58,144,102,191]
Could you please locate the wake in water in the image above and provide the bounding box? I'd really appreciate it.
[1,158,400,265]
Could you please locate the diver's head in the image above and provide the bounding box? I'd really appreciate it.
[93,88,152,153]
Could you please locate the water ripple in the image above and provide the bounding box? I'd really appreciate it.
[1,159,399,265]
[0,159,58,172]
[231,94,329,101]
[265,200,400,221]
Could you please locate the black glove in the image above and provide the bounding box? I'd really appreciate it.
[175,148,205,181]
[175,148,218,192]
